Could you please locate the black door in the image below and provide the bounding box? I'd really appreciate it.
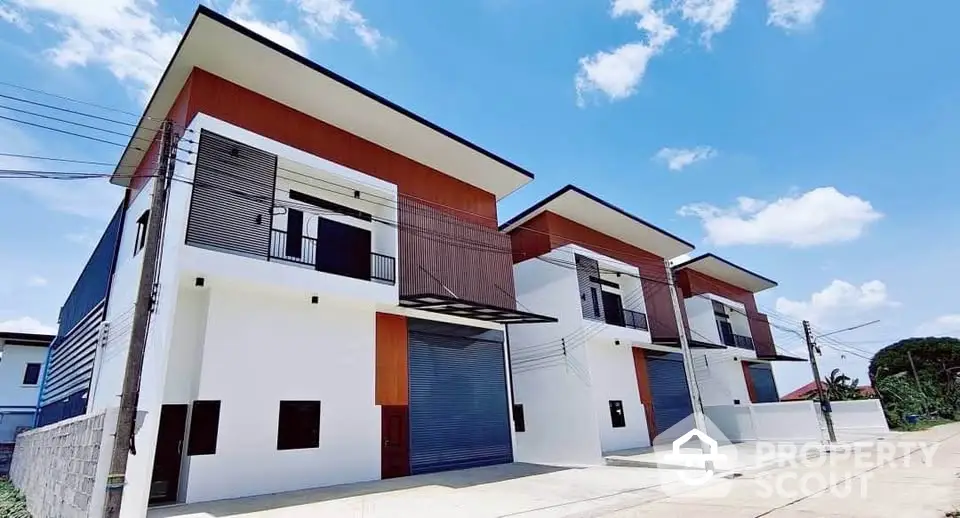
[381,405,410,479]
[602,291,625,327]
[149,404,188,504]
[315,218,371,280]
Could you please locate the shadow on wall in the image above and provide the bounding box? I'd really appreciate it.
[149,463,571,517]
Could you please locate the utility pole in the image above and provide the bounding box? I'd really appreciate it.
[103,120,175,518]
[803,320,837,443]
[664,261,708,436]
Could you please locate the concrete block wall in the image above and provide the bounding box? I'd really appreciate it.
[10,409,118,518]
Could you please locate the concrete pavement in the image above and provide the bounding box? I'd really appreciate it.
[150,422,960,518]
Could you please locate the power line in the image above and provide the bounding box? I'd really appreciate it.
[0,79,143,118]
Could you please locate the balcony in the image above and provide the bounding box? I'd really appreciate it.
[733,334,755,350]
[268,228,395,284]
[621,308,649,331]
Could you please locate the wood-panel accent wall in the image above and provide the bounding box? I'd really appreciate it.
[632,347,657,442]
[399,197,516,309]
[131,68,499,226]
[376,313,408,406]
[741,361,758,404]
[508,212,686,342]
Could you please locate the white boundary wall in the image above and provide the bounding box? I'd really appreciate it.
[706,401,824,443]
[822,399,890,440]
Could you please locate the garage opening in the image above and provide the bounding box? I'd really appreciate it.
[407,319,512,474]
[645,351,695,438]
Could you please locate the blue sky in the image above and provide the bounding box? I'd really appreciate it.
[1,0,958,393]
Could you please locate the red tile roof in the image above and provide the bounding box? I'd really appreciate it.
[781,381,876,401]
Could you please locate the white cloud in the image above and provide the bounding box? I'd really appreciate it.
[26,275,48,287]
[775,280,897,324]
[678,187,882,247]
[0,317,56,335]
[576,0,676,105]
[6,0,180,98]
[227,0,308,56]
[678,0,737,46]
[654,146,717,170]
[294,0,384,50]
[915,314,960,338]
[0,4,30,30]
[0,121,122,220]
[767,0,825,30]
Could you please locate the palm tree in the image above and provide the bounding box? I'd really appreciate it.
[823,368,863,401]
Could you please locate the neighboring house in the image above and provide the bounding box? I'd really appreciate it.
[501,185,707,464]
[0,332,52,443]
[501,189,804,465]
[35,6,554,514]
[781,381,876,401]
[672,254,805,407]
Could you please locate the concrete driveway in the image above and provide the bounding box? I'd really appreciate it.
[151,423,960,518]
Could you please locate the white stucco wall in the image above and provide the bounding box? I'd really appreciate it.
[684,297,722,346]
[585,340,649,453]
[183,283,380,503]
[0,344,48,408]
[692,349,752,407]
[509,257,604,465]
[824,400,889,439]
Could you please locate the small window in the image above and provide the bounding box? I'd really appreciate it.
[590,288,601,317]
[513,404,526,433]
[609,400,625,428]
[187,400,221,456]
[134,210,150,254]
[22,363,41,385]
[277,400,321,450]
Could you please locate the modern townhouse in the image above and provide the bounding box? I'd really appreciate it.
[501,186,799,465]
[33,6,554,515]
[672,253,805,410]
[502,185,702,464]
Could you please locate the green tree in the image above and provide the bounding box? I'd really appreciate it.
[869,337,960,426]
[823,368,865,401]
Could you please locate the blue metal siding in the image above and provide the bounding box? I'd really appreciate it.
[57,205,122,336]
[37,202,122,427]
[647,352,694,437]
[407,319,512,474]
[749,363,779,403]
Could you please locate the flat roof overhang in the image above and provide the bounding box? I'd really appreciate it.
[399,294,557,324]
[672,253,778,293]
[0,332,54,347]
[111,6,534,200]
[499,185,694,259]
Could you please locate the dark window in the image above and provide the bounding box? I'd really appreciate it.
[602,291,625,327]
[277,400,321,450]
[590,288,601,317]
[285,208,304,258]
[187,400,221,456]
[513,404,525,432]
[134,210,150,254]
[717,320,735,347]
[609,400,625,428]
[22,363,41,385]
[289,190,371,222]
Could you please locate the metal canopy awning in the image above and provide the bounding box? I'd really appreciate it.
[651,338,727,350]
[754,354,807,362]
[400,294,557,324]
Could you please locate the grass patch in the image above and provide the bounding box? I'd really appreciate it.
[0,478,30,518]
[896,417,955,432]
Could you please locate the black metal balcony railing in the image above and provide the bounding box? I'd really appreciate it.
[622,309,649,331]
[733,334,755,350]
[268,228,396,285]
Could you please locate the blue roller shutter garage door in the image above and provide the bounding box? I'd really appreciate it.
[646,352,694,437]
[408,319,512,474]
[749,363,780,403]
